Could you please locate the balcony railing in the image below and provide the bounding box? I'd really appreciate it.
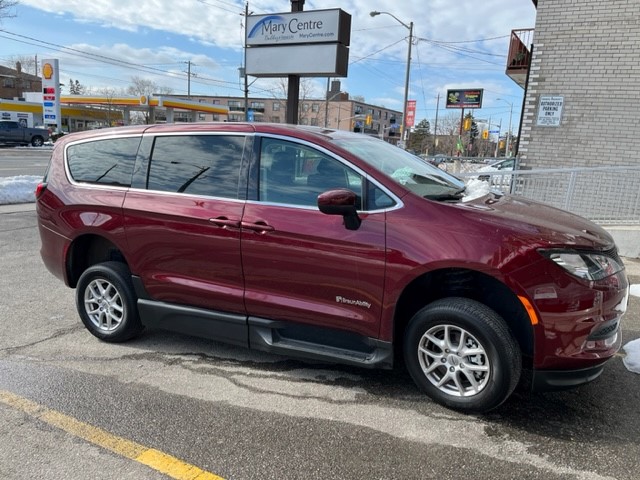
[506,28,534,88]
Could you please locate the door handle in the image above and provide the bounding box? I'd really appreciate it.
[241,221,274,233]
[209,217,241,228]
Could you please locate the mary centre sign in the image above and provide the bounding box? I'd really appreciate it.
[246,9,351,77]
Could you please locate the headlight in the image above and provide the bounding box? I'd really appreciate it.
[539,249,624,281]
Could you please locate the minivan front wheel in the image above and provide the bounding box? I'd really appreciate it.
[76,262,143,342]
[404,298,521,413]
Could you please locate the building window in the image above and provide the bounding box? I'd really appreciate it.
[250,101,264,109]
[310,118,318,126]
[354,105,363,115]
[273,103,280,111]
[3,78,15,88]
[312,103,319,113]
[302,103,309,112]
[271,116,280,123]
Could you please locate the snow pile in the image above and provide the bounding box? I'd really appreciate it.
[623,338,640,374]
[0,175,41,205]
[462,178,491,202]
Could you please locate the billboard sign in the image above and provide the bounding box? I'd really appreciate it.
[446,89,484,109]
[246,9,351,46]
[245,8,351,78]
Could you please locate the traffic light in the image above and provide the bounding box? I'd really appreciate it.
[482,130,489,140]
[365,114,372,126]
[463,117,472,131]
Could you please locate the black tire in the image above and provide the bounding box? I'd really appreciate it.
[31,136,44,147]
[75,261,143,342]
[403,297,521,413]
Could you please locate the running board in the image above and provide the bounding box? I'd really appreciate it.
[248,317,393,369]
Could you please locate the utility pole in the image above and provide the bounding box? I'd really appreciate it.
[433,93,440,154]
[243,2,250,121]
[324,77,330,127]
[286,0,304,125]
[184,61,196,98]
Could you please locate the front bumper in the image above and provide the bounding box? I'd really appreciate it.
[532,361,610,391]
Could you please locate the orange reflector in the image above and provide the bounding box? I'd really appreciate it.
[518,295,539,325]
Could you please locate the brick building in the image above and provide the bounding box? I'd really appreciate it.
[513,0,640,169]
[0,63,42,100]
[175,81,402,141]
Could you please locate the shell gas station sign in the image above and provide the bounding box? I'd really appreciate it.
[41,59,62,132]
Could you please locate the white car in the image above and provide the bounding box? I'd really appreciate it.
[478,158,516,187]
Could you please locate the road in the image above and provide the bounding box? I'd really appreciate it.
[1,148,640,479]
[0,146,51,177]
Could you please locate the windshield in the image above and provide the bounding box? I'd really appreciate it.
[332,135,465,199]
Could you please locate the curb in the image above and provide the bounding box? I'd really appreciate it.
[0,202,36,213]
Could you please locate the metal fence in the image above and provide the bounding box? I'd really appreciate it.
[455,166,640,225]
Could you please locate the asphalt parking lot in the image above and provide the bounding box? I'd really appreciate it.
[0,201,639,480]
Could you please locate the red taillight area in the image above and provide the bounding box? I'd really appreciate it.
[35,182,48,199]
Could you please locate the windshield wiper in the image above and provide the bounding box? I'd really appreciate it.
[424,187,465,201]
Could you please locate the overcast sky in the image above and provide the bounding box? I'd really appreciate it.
[0,0,536,132]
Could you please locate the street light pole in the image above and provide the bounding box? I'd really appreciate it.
[370,10,413,147]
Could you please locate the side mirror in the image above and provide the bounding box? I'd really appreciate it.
[317,189,361,230]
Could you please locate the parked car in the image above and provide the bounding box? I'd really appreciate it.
[36,123,628,413]
[478,158,516,187]
[0,120,49,147]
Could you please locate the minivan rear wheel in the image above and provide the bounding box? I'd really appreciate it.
[76,261,143,342]
[404,297,521,413]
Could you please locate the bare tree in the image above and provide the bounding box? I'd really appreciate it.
[127,76,159,124]
[272,77,318,125]
[5,54,35,74]
[437,113,463,156]
[98,87,119,127]
[127,76,158,98]
[0,0,18,20]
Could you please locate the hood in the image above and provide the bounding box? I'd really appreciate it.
[457,194,614,250]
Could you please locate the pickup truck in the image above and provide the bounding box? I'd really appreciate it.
[0,121,50,147]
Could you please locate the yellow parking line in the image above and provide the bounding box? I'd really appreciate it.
[0,390,225,480]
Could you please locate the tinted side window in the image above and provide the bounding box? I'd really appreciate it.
[259,138,363,208]
[147,135,245,199]
[67,137,140,186]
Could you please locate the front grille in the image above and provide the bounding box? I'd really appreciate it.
[588,318,620,341]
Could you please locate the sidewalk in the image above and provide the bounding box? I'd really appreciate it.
[624,256,640,283]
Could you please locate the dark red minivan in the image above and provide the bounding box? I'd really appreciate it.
[36,123,629,412]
